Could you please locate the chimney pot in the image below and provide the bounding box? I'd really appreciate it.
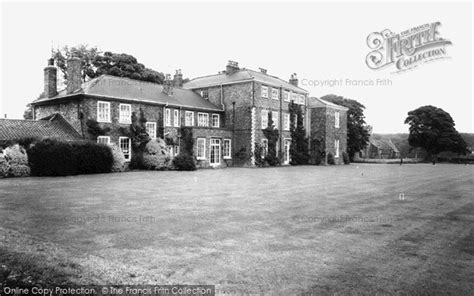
[67,57,82,94]
[44,58,57,98]
[289,73,298,87]
[226,60,239,75]
[259,68,267,74]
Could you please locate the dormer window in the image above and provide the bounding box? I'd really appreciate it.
[201,89,209,100]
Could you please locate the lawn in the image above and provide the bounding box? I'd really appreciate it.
[0,164,473,294]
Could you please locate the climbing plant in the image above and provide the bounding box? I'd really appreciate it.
[288,102,309,165]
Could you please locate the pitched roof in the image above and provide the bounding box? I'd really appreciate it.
[183,68,309,93]
[0,113,82,141]
[32,75,222,112]
[369,137,400,153]
[308,97,349,111]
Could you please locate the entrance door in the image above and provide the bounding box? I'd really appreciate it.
[283,139,291,165]
[210,139,221,165]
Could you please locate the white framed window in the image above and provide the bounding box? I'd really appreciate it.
[335,139,340,158]
[165,108,171,126]
[272,88,279,100]
[119,137,132,161]
[261,109,268,129]
[283,113,290,131]
[261,86,268,98]
[97,136,110,145]
[291,92,297,102]
[211,114,220,128]
[97,101,110,123]
[201,89,209,100]
[299,94,305,105]
[119,104,131,124]
[198,112,209,127]
[209,138,221,165]
[261,139,268,157]
[223,139,231,159]
[283,90,290,102]
[174,110,180,127]
[335,111,340,128]
[185,111,194,126]
[196,138,206,160]
[272,111,279,129]
[146,122,157,139]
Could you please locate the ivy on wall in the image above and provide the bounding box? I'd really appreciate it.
[288,102,309,165]
[262,112,280,166]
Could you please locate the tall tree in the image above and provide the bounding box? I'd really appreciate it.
[321,95,370,161]
[404,105,468,159]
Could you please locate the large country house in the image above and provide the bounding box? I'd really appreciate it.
[26,58,348,167]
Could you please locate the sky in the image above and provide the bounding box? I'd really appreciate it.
[0,1,472,133]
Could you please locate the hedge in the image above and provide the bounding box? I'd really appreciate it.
[27,139,113,176]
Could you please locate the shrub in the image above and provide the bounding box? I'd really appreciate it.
[141,138,171,170]
[27,139,113,176]
[327,152,335,165]
[9,165,30,177]
[110,144,126,172]
[0,145,31,177]
[173,154,196,171]
[4,144,28,166]
[0,154,9,177]
[342,151,350,164]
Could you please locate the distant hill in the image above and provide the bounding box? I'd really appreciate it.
[372,133,474,158]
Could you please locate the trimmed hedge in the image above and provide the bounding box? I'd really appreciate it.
[27,139,113,176]
[173,154,196,171]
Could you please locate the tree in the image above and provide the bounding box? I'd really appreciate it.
[404,105,468,159]
[53,44,100,85]
[262,112,280,166]
[321,95,370,161]
[92,52,165,83]
[289,102,309,165]
[23,103,33,120]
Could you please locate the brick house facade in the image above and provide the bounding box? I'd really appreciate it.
[31,58,348,168]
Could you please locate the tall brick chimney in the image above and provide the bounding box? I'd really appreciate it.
[44,58,57,98]
[289,73,298,87]
[67,57,82,94]
[173,69,183,88]
[226,60,239,75]
[162,74,173,96]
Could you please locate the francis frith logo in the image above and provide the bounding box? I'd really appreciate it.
[366,22,452,73]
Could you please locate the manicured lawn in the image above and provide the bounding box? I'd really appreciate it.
[0,164,473,294]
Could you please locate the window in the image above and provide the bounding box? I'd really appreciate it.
[261,139,268,157]
[196,138,206,160]
[185,111,194,126]
[119,104,131,124]
[283,90,290,102]
[165,108,171,126]
[198,112,209,127]
[299,94,305,105]
[335,111,340,128]
[272,111,279,129]
[211,114,220,128]
[272,88,279,100]
[283,113,290,131]
[97,101,110,122]
[223,139,231,159]
[146,122,157,139]
[291,92,297,102]
[174,110,180,127]
[119,137,131,161]
[261,109,268,129]
[210,139,221,165]
[97,136,110,145]
[335,139,340,158]
[261,86,268,98]
[201,89,209,100]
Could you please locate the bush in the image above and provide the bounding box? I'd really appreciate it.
[27,139,113,176]
[110,144,126,172]
[0,154,9,177]
[327,152,335,165]
[9,165,31,177]
[173,154,196,171]
[0,145,31,177]
[342,151,350,164]
[4,144,28,166]
[141,138,171,170]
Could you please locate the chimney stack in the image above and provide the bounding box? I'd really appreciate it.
[44,58,57,98]
[259,68,267,74]
[173,69,183,88]
[226,60,239,75]
[67,56,82,94]
[162,74,173,96]
[289,73,298,87]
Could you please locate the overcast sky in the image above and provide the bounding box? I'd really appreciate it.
[1,1,472,133]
